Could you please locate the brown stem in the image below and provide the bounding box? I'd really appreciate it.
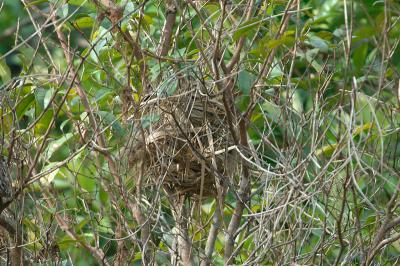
[334,166,351,266]
[226,0,255,72]
[201,203,222,266]
[224,119,251,265]
[159,2,177,57]
[170,195,194,266]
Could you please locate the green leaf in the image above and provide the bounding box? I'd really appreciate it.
[73,16,95,29]
[353,42,368,70]
[97,111,126,138]
[67,0,96,10]
[261,100,282,123]
[201,199,215,214]
[57,4,69,18]
[304,48,323,73]
[292,90,303,114]
[75,217,90,232]
[40,162,60,185]
[315,143,338,156]
[307,36,329,53]
[77,169,97,192]
[53,176,71,190]
[97,217,113,234]
[99,185,109,206]
[60,119,71,132]
[203,3,220,22]
[267,35,295,50]
[0,57,11,84]
[238,70,257,95]
[57,235,79,250]
[352,26,376,43]
[121,2,136,30]
[34,109,54,135]
[157,78,178,97]
[233,17,262,42]
[44,87,54,109]
[35,88,46,109]
[155,251,171,265]
[16,94,35,118]
[45,133,74,161]
[94,88,113,103]
[24,0,48,7]
[316,31,334,41]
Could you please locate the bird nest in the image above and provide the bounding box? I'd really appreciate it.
[127,78,232,198]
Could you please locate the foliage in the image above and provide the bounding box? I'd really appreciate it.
[0,0,399,265]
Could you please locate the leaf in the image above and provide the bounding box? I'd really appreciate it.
[304,48,323,73]
[316,31,334,41]
[353,122,374,137]
[315,143,338,156]
[203,3,220,22]
[307,36,329,53]
[316,123,374,156]
[99,185,109,206]
[352,26,376,43]
[269,62,284,78]
[44,87,54,109]
[77,169,96,192]
[34,109,54,135]
[233,17,262,42]
[90,27,111,62]
[57,4,69,18]
[45,133,74,161]
[35,88,46,109]
[75,217,90,232]
[73,16,94,29]
[24,0,48,7]
[16,94,35,118]
[0,57,11,84]
[97,217,113,234]
[40,162,60,185]
[353,42,368,70]
[267,35,295,50]
[60,119,70,132]
[155,251,170,265]
[261,100,282,123]
[67,0,96,10]
[157,78,178,97]
[94,88,113,103]
[57,236,79,250]
[292,90,303,114]
[53,176,71,190]
[201,199,215,214]
[97,111,126,138]
[121,1,136,30]
[238,70,257,95]
[143,14,153,26]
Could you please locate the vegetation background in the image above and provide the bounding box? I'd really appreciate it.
[0,0,399,265]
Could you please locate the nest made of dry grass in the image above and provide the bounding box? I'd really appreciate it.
[128,76,233,198]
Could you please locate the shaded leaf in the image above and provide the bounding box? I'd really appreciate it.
[238,70,257,95]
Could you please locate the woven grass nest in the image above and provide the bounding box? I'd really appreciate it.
[129,78,232,198]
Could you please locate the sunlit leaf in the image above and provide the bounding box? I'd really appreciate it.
[73,16,95,29]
